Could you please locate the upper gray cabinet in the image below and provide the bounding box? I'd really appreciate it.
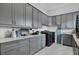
[26,4,32,28]
[38,11,42,28]
[52,16,56,25]
[32,7,38,28]
[66,13,73,28]
[13,4,25,26]
[0,3,12,25]
[42,14,48,26]
[42,13,45,25]
[45,15,48,26]
[48,16,53,26]
[56,15,61,26]
[61,14,67,28]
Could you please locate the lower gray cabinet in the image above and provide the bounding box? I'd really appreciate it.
[61,34,72,46]
[41,35,46,48]
[17,46,29,55]
[0,35,46,55]
[0,39,29,55]
[29,36,42,55]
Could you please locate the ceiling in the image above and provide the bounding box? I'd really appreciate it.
[30,3,79,16]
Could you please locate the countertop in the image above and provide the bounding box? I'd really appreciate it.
[0,34,45,44]
[61,29,74,34]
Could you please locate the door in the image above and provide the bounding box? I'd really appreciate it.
[26,4,32,28]
[0,3,12,25]
[32,7,38,28]
[13,3,25,26]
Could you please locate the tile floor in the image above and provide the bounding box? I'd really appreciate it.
[35,43,73,55]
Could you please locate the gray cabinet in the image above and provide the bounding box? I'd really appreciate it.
[41,35,46,48]
[52,16,56,25]
[32,7,38,28]
[61,34,72,46]
[38,11,42,28]
[61,14,67,28]
[29,36,41,55]
[0,34,46,55]
[56,15,61,26]
[42,14,48,25]
[0,39,29,55]
[48,16,53,26]
[26,4,32,28]
[44,15,48,25]
[66,13,73,28]
[42,13,45,25]
[0,3,12,25]
[13,3,25,26]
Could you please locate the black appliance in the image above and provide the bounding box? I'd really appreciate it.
[76,15,79,38]
[41,31,55,47]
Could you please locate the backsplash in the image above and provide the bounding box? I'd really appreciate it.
[30,25,57,33]
[0,28,20,38]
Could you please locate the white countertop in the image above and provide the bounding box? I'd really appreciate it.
[72,34,79,47]
[61,29,74,34]
[0,34,45,44]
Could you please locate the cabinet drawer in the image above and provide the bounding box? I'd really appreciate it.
[1,39,29,50]
[1,48,17,55]
[1,41,18,50]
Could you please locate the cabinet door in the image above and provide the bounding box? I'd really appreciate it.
[30,37,41,55]
[26,4,32,28]
[66,13,73,28]
[42,14,48,25]
[32,7,38,28]
[52,16,56,25]
[61,14,67,28]
[17,39,30,55]
[56,15,61,26]
[30,37,37,54]
[41,35,46,48]
[38,11,42,28]
[36,36,42,50]
[48,16,53,26]
[0,3,12,25]
[2,48,17,55]
[44,15,48,25]
[17,46,28,55]
[42,13,45,25]
[13,3,25,26]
